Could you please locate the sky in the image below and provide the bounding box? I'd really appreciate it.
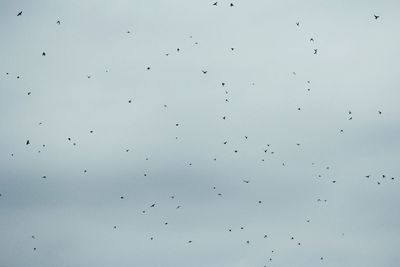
[0,0,400,266]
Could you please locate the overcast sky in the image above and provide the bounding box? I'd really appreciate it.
[0,0,400,266]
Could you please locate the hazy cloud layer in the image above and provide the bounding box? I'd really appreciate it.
[0,0,400,266]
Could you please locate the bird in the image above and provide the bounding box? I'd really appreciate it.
[230,3,234,7]
[150,203,156,208]
[313,49,318,54]
[374,14,380,20]
[202,70,207,74]
[17,11,22,16]
[56,20,61,25]
[42,52,46,56]
[310,38,314,42]
[213,2,218,6]
[26,140,30,145]
[242,180,250,183]
[296,22,300,26]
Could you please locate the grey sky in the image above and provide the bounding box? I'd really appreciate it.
[0,0,400,266]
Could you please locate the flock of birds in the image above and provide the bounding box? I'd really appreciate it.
[1,4,397,267]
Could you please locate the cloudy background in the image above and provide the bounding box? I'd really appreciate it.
[0,0,400,266]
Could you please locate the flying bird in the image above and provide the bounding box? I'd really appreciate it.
[17,11,22,16]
